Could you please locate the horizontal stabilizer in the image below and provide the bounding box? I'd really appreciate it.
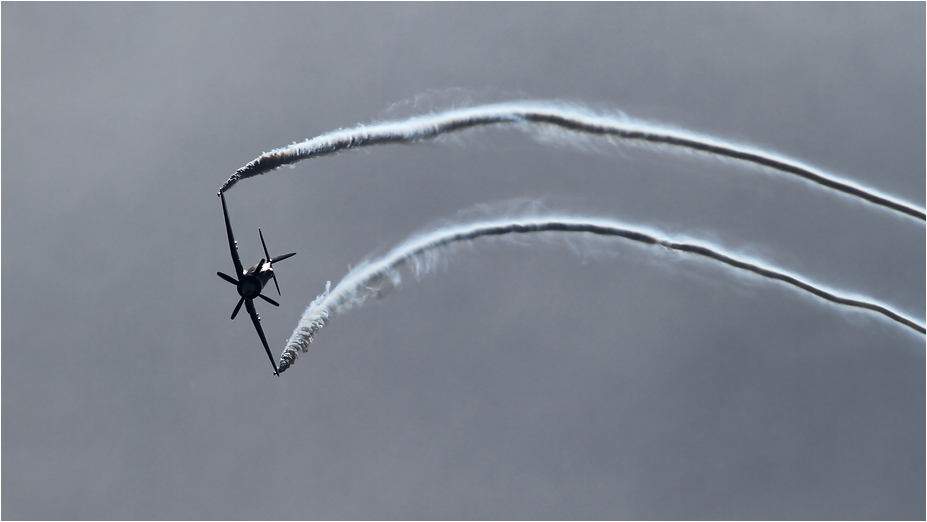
[271,252,296,264]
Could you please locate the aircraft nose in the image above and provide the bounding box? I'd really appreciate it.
[239,279,259,297]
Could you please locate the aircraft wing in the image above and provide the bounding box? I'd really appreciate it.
[246,298,279,376]
[220,192,244,277]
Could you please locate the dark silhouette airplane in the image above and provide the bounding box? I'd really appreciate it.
[217,191,296,376]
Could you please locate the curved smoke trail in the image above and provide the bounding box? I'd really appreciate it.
[278,215,925,373]
[220,101,925,222]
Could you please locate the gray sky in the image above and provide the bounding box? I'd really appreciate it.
[3,3,924,519]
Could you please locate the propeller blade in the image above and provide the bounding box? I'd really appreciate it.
[271,252,296,264]
[231,297,244,320]
[259,294,280,307]
[272,272,281,296]
[217,272,239,286]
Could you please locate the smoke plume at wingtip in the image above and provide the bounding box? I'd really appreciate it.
[276,214,924,374]
[220,101,925,222]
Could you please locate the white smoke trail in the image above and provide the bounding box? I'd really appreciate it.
[277,214,925,373]
[220,101,925,222]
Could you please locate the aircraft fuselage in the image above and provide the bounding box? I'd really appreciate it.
[238,261,274,298]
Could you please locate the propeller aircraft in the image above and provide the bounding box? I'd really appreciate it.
[217,191,296,376]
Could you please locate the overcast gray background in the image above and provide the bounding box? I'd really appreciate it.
[3,3,924,520]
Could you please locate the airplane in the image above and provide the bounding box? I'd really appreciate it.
[216,191,296,376]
